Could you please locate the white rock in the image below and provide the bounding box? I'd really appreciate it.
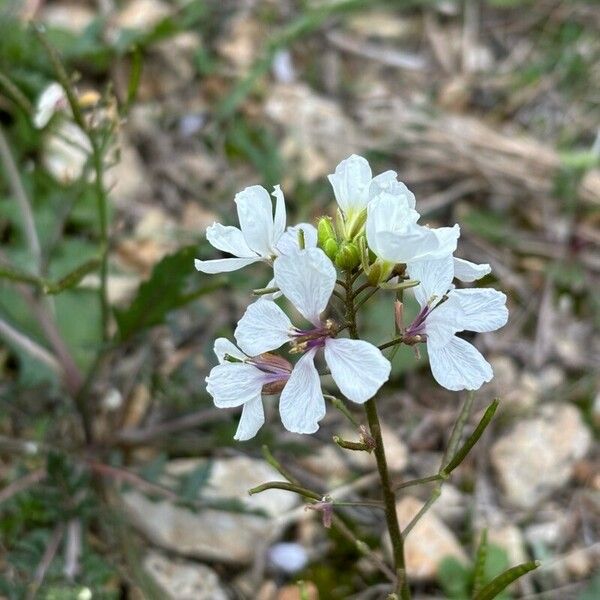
[123,457,299,564]
[144,551,227,599]
[490,405,591,509]
[41,4,96,34]
[115,0,171,30]
[390,496,468,580]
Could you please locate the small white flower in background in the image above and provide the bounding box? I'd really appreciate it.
[205,338,292,440]
[235,248,391,434]
[194,185,317,277]
[33,82,68,129]
[405,254,508,391]
[42,121,91,183]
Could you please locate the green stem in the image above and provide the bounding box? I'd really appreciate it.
[344,271,410,600]
[248,481,321,501]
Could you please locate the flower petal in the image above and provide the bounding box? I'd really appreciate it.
[235,185,275,256]
[324,338,391,403]
[275,223,318,255]
[34,82,66,129]
[214,338,246,363]
[408,255,455,307]
[235,299,293,356]
[272,185,287,243]
[279,349,325,434]
[453,257,491,282]
[428,335,493,391]
[368,172,416,209]
[206,362,265,407]
[234,395,265,440]
[194,256,261,274]
[206,223,255,258]
[327,154,372,215]
[440,289,508,333]
[274,248,335,325]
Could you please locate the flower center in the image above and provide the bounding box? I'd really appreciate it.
[289,319,337,353]
[404,305,431,341]
[248,353,292,394]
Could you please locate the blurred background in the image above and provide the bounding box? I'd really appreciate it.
[0,0,598,598]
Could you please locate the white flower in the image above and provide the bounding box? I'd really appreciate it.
[235,248,391,434]
[366,191,460,266]
[406,254,508,391]
[43,121,91,183]
[328,154,411,221]
[205,338,292,440]
[194,185,317,275]
[34,82,67,129]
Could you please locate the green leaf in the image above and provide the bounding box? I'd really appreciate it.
[438,556,471,599]
[473,561,540,600]
[473,530,489,596]
[443,399,499,475]
[114,245,224,340]
[177,462,212,503]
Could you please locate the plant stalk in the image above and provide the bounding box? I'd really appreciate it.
[345,271,411,600]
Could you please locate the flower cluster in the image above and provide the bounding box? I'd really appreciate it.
[196,155,508,440]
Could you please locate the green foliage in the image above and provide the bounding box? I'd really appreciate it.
[114,245,224,340]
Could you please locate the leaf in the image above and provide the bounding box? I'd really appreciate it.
[114,245,224,340]
[177,462,212,503]
[473,561,540,600]
[473,530,489,596]
[438,556,471,599]
[443,399,499,475]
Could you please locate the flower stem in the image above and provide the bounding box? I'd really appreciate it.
[344,271,411,600]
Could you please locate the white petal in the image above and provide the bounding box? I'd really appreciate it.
[439,289,508,333]
[279,349,325,434]
[275,223,318,255]
[272,185,287,242]
[368,172,416,209]
[327,154,372,215]
[324,338,391,404]
[235,300,293,356]
[408,255,455,307]
[274,248,335,325]
[194,256,261,274]
[234,395,265,440]
[34,82,66,128]
[366,192,421,260]
[214,338,246,363]
[428,335,493,391]
[206,223,255,258]
[235,185,275,256]
[453,257,491,282]
[206,362,265,407]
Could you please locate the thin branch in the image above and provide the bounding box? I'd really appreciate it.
[27,523,66,600]
[0,125,41,271]
[0,469,46,505]
[0,317,61,375]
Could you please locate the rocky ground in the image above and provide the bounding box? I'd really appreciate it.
[0,1,599,599]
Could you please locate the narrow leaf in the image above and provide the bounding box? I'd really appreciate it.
[473,561,540,600]
[125,46,143,112]
[443,399,499,475]
[44,258,100,294]
[473,529,489,596]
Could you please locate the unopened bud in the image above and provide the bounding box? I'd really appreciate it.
[317,217,337,247]
[335,242,360,271]
[323,238,339,261]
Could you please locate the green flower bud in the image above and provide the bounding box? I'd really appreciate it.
[367,259,394,286]
[323,238,339,261]
[317,217,337,248]
[335,241,361,271]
